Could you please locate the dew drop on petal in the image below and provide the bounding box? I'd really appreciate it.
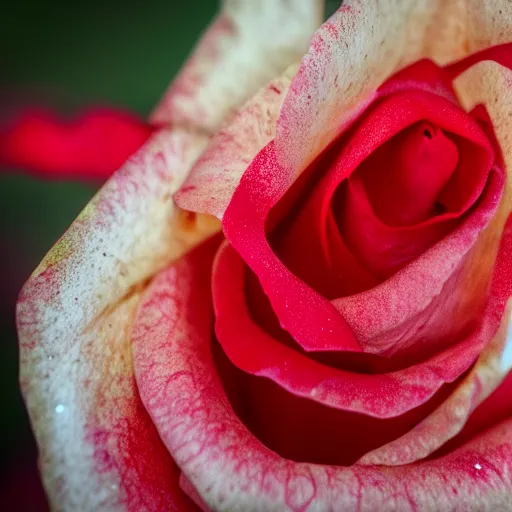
[500,319,512,372]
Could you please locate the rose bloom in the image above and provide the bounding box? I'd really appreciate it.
[17,1,512,510]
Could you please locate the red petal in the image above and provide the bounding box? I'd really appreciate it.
[316,90,493,281]
[378,59,458,102]
[361,123,459,227]
[0,107,153,181]
[212,240,472,419]
[132,237,512,508]
[334,169,504,360]
[223,142,362,353]
[445,43,512,79]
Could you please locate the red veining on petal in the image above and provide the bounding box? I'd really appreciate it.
[16,126,217,510]
[132,238,512,508]
[86,378,199,511]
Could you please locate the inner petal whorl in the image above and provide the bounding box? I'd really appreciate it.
[361,122,460,227]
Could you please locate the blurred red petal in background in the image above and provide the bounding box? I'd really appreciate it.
[0,106,153,181]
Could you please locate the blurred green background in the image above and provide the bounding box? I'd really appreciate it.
[1,0,339,507]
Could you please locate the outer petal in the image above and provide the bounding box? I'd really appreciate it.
[175,70,296,219]
[276,0,512,175]
[133,237,512,511]
[151,0,323,133]
[17,128,218,511]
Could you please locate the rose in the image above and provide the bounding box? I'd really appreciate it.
[17,1,512,511]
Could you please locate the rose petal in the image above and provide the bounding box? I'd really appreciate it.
[426,4,512,64]
[133,239,512,510]
[277,1,512,175]
[0,107,153,181]
[174,0,325,220]
[212,336,455,466]
[18,1,325,506]
[359,214,512,465]
[175,10,511,224]
[378,58,458,102]
[223,129,501,359]
[445,43,512,80]
[272,90,494,296]
[212,239,498,420]
[223,141,362,353]
[359,308,512,466]
[454,60,512,203]
[151,0,323,132]
[333,168,504,359]
[439,365,512,456]
[179,1,434,218]
[17,128,218,510]
[175,71,296,219]
[330,95,509,361]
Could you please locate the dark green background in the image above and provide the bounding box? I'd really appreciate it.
[1,0,338,506]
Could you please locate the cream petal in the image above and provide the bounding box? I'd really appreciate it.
[18,1,326,507]
[276,0,512,175]
[175,1,512,220]
[17,128,218,511]
[175,69,297,219]
[151,0,324,133]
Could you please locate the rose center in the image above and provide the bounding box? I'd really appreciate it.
[359,122,459,226]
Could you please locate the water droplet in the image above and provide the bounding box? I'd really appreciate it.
[55,404,65,414]
[474,463,482,470]
[500,322,512,372]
